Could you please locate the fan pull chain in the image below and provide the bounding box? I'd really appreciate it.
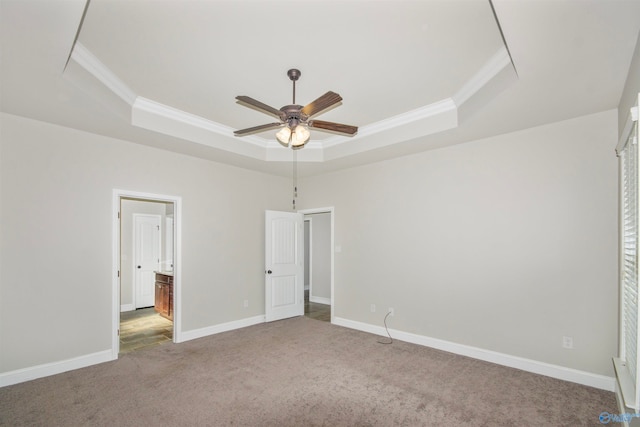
[292,149,298,211]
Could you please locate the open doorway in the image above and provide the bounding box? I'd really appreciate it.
[300,208,334,323]
[112,190,181,357]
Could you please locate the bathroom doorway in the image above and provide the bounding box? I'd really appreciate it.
[112,190,182,356]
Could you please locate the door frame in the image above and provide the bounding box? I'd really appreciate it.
[112,189,182,357]
[304,217,313,295]
[298,207,334,323]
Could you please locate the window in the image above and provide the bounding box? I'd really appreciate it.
[615,97,640,410]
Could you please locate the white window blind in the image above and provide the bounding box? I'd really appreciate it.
[615,100,640,410]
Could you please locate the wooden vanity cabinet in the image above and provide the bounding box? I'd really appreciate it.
[154,273,173,321]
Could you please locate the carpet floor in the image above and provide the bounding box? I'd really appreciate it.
[0,316,615,426]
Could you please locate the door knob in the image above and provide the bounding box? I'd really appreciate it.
[266,270,272,274]
[137,265,141,269]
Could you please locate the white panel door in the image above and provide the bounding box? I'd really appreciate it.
[134,214,161,308]
[265,210,304,322]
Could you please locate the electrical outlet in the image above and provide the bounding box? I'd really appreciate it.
[388,307,394,316]
[243,299,249,308]
[562,336,573,349]
[370,304,376,313]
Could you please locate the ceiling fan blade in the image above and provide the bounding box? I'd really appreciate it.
[236,96,284,120]
[301,91,343,118]
[234,122,283,136]
[308,120,358,136]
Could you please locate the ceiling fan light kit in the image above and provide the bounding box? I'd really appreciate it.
[234,69,358,149]
[276,124,310,148]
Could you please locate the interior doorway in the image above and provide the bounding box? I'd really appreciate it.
[299,207,334,323]
[112,190,181,357]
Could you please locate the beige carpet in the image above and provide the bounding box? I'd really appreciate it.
[0,317,615,426]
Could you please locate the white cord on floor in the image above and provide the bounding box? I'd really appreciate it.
[377,311,393,345]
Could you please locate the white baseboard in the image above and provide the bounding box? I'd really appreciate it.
[0,350,114,388]
[4,316,613,392]
[178,315,266,343]
[120,304,135,312]
[0,315,265,387]
[0,315,266,388]
[310,295,331,305]
[333,316,615,392]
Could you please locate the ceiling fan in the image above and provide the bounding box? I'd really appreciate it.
[234,69,358,148]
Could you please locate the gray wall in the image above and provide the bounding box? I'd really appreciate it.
[298,110,618,376]
[618,30,640,136]
[0,107,619,379]
[0,113,291,373]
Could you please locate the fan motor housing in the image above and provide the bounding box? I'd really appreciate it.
[280,104,307,127]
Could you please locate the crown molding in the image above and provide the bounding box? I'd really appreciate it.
[322,98,458,150]
[66,43,515,163]
[133,97,238,140]
[616,102,639,155]
[70,42,136,105]
[131,97,266,160]
[452,46,512,107]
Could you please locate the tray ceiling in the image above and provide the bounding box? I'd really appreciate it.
[2,0,639,176]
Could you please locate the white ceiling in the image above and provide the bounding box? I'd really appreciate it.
[1,0,639,177]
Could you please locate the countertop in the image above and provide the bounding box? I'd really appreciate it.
[154,271,174,277]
